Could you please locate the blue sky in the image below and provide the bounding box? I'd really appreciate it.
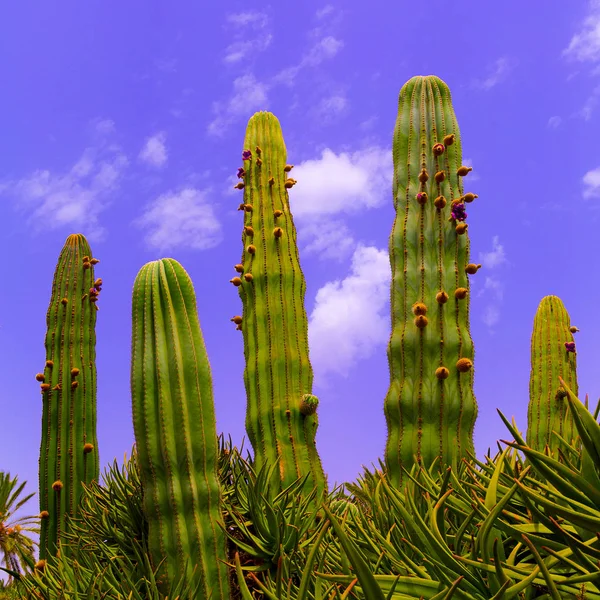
[1,0,600,561]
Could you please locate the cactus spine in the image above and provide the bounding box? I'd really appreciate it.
[527,295,578,452]
[39,234,99,559]
[131,258,230,598]
[384,76,478,486]
[234,111,327,499]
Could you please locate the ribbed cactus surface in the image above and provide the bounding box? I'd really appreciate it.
[38,233,100,559]
[232,111,327,499]
[384,76,479,487]
[527,295,578,452]
[131,258,230,599]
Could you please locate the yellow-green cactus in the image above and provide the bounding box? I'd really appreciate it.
[384,76,478,487]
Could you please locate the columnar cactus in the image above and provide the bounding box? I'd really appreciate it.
[384,76,478,487]
[231,111,327,500]
[131,258,230,599]
[38,233,100,559]
[527,295,579,452]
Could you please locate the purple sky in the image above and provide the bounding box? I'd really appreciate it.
[1,1,599,564]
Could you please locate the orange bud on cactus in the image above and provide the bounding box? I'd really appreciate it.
[435,366,450,379]
[455,223,468,234]
[36,373,45,382]
[434,171,445,183]
[243,273,253,282]
[569,326,580,333]
[274,210,283,218]
[231,316,243,324]
[418,168,429,183]
[83,262,91,269]
[90,258,99,265]
[255,145,262,155]
[416,192,428,205]
[432,143,445,156]
[454,288,468,299]
[462,193,478,203]
[274,227,283,238]
[35,560,46,570]
[457,166,473,176]
[284,164,294,172]
[414,315,428,329]
[52,480,63,491]
[244,204,253,212]
[268,176,275,185]
[237,203,245,211]
[434,195,447,209]
[465,263,481,274]
[39,511,49,519]
[234,182,245,190]
[443,133,455,146]
[83,443,94,454]
[61,298,68,306]
[230,277,242,287]
[412,302,427,316]
[71,380,79,389]
[284,178,297,188]
[234,264,244,273]
[456,358,473,372]
[83,256,90,262]
[45,360,54,369]
[247,245,256,255]
[40,383,51,392]
[436,291,449,304]
[256,157,262,166]
[71,368,80,377]
[244,226,254,236]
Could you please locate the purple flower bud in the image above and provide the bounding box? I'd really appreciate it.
[564,341,576,353]
[242,149,252,161]
[451,202,467,221]
[237,167,245,178]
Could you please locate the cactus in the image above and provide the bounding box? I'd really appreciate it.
[233,111,327,500]
[384,76,478,487]
[527,295,578,452]
[38,234,100,559]
[131,258,230,598]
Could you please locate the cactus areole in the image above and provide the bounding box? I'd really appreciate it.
[236,111,327,500]
[384,76,478,486]
[39,234,99,560]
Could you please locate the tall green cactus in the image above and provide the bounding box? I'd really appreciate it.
[527,295,579,453]
[384,76,479,487]
[230,111,327,500]
[38,233,100,560]
[131,258,230,599]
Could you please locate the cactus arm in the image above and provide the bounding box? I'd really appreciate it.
[527,295,578,452]
[39,234,99,559]
[235,112,327,499]
[385,76,478,487]
[131,258,230,598]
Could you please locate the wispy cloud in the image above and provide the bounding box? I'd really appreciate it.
[223,10,272,64]
[312,93,349,122]
[583,166,600,198]
[547,116,562,128]
[308,244,391,387]
[133,188,222,252]
[207,74,270,137]
[0,119,127,241]
[577,83,600,120]
[472,57,516,91]
[475,236,508,332]
[563,0,600,63]
[139,132,168,168]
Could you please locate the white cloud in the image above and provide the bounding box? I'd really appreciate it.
[472,57,516,91]
[139,132,168,168]
[289,146,391,218]
[583,166,600,198]
[308,244,391,385]
[298,219,356,262]
[482,305,500,328]
[313,93,349,122]
[223,11,271,63]
[207,74,270,136]
[547,116,562,128]
[563,0,600,63]
[578,84,600,120]
[478,235,507,268]
[133,188,222,252]
[1,122,127,240]
[316,5,334,18]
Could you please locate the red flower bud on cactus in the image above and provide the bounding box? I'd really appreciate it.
[242,149,252,160]
[432,143,445,156]
[564,342,576,353]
